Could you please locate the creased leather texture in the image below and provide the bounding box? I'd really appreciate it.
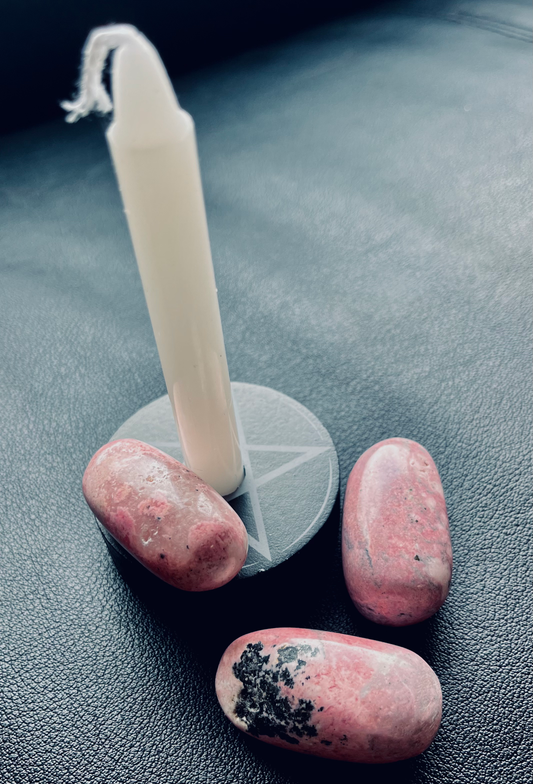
[0,2,531,783]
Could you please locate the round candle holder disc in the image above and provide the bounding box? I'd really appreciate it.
[103,382,339,578]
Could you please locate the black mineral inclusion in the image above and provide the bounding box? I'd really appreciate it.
[232,642,321,745]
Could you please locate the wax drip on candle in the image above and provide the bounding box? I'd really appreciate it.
[61,24,142,122]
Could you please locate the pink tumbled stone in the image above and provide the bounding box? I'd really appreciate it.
[215,628,442,763]
[342,438,452,626]
[83,439,248,591]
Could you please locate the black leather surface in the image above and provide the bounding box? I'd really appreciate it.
[0,2,531,782]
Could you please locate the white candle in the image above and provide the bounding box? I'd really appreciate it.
[63,26,244,496]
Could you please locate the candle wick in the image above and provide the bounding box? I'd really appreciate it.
[61,24,140,123]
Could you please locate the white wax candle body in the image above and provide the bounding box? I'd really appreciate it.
[107,37,243,496]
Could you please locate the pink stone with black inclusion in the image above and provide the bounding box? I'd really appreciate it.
[342,438,452,626]
[215,628,442,763]
[83,439,248,591]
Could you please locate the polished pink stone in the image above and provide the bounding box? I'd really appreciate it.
[83,439,248,591]
[215,627,442,763]
[342,438,452,626]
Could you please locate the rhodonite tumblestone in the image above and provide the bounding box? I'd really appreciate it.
[342,437,452,626]
[83,438,248,591]
[215,628,442,763]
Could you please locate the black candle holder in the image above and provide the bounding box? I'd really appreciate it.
[105,382,339,578]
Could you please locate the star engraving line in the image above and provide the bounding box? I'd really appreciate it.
[225,400,271,560]
[151,428,331,563]
[229,443,331,568]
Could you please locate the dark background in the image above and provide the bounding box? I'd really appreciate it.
[0,1,531,783]
[3,0,373,136]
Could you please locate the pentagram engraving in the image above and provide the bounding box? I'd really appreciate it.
[153,422,332,563]
[111,382,339,577]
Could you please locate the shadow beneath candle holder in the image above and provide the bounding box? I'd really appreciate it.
[96,488,342,671]
[98,484,447,666]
